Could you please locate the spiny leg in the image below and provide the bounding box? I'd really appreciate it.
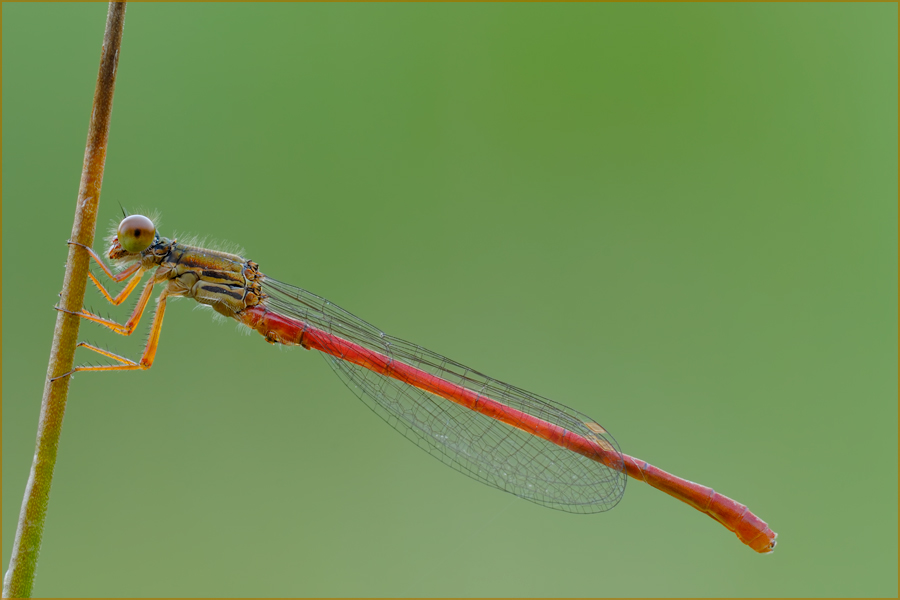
[69,240,139,282]
[68,343,139,369]
[69,241,145,306]
[52,290,170,380]
[88,268,145,306]
[57,276,160,337]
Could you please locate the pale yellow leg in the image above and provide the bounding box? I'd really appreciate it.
[70,240,146,305]
[69,241,139,281]
[59,276,159,336]
[87,268,145,305]
[52,290,170,380]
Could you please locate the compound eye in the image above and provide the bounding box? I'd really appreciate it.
[117,214,156,253]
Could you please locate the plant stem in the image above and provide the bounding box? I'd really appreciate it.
[3,3,127,597]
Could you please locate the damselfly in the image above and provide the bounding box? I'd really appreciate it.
[56,214,777,553]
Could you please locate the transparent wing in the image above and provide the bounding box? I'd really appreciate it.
[262,277,626,513]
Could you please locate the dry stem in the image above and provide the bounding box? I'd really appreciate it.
[3,3,127,597]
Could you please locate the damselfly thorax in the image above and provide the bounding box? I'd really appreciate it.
[141,239,267,319]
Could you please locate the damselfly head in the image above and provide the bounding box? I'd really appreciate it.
[109,214,157,260]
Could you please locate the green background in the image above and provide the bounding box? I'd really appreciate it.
[2,3,897,597]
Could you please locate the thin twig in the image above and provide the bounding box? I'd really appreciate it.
[3,3,127,597]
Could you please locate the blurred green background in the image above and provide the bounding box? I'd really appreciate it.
[2,3,897,597]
